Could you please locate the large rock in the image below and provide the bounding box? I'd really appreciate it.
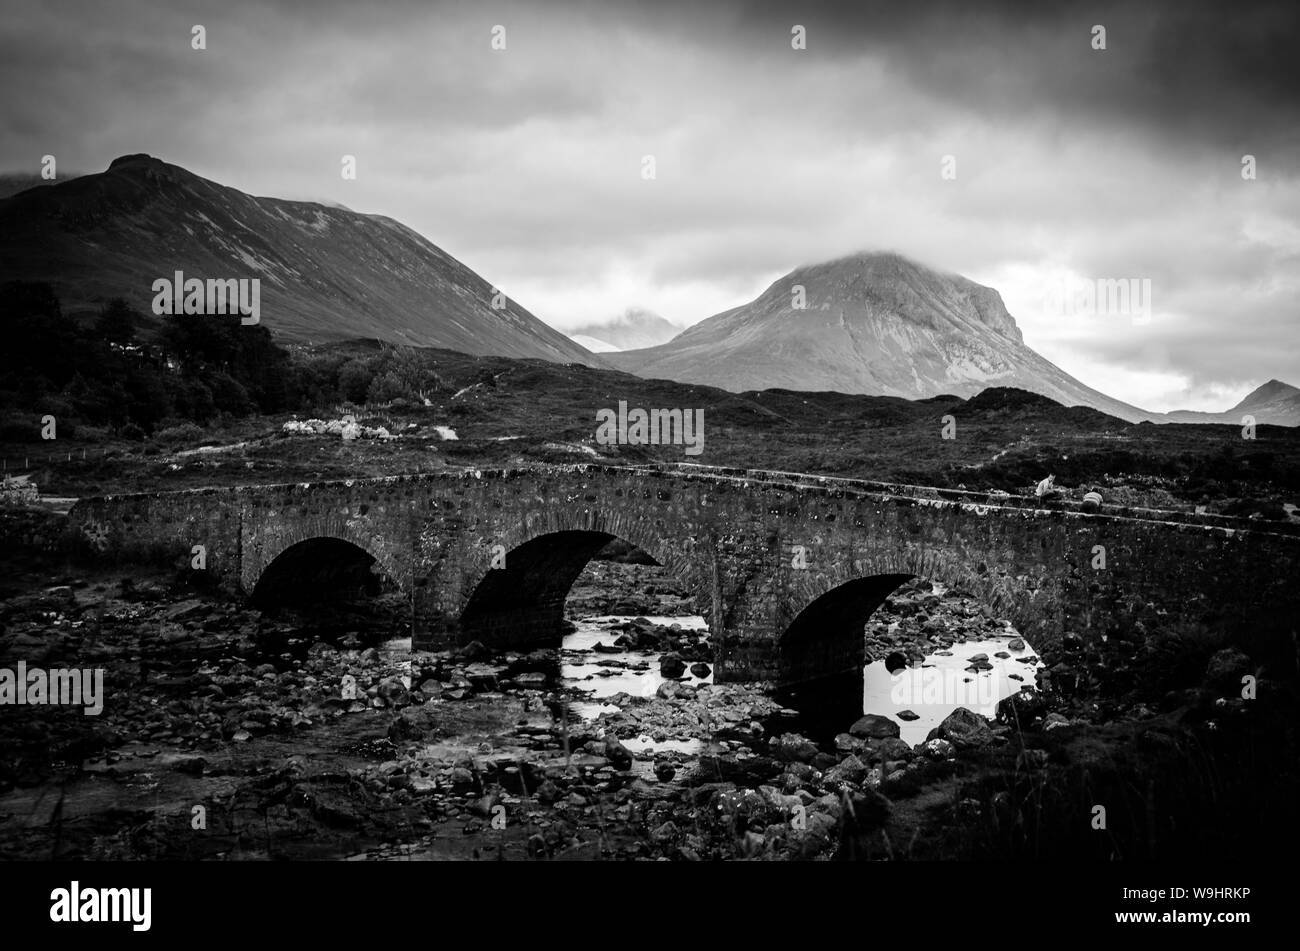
[919,738,954,759]
[386,712,424,742]
[655,680,696,700]
[770,732,819,763]
[867,736,914,762]
[996,685,1049,726]
[849,714,901,740]
[825,754,869,785]
[603,735,633,770]
[925,707,995,751]
[659,653,687,678]
[791,811,838,859]
[1204,647,1252,693]
[833,732,866,753]
[463,663,502,691]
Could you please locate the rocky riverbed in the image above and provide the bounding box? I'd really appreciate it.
[1,552,1293,862]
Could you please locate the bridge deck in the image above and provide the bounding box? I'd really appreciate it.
[70,462,1300,541]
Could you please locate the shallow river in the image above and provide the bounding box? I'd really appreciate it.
[563,614,1041,747]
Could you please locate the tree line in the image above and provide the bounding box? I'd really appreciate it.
[0,281,450,442]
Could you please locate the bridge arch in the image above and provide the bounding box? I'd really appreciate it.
[244,519,407,602]
[775,543,1035,646]
[250,535,404,609]
[453,506,710,650]
[777,573,914,720]
[772,543,1041,719]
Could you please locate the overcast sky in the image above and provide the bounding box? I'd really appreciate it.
[2,0,1297,411]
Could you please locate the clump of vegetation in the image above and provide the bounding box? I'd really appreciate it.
[1221,497,1288,520]
[0,282,293,438]
[0,283,451,440]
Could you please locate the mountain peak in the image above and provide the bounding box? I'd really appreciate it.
[0,154,599,365]
[826,248,920,269]
[1232,378,1300,412]
[108,153,162,170]
[776,249,1024,345]
[607,248,1151,422]
[569,307,681,350]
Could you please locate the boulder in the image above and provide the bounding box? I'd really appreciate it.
[833,732,866,753]
[603,735,634,770]
[386,712,424,742]
[448,766,475,788]
[868,736,914,762]
[996,685,1049,726]
[770,733,819,763]
[919,737,955,759]
[659,653,687,678]
[926,707,994,751]
[651,821,680,844]
[825,754,869,785]
[1204,647,1252,693]
[463,663,501,691]
[1044,712,1071,731]
[656,680,697,700]
[849,714,900,740]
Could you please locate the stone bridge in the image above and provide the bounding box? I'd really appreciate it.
[67,463,1300,714]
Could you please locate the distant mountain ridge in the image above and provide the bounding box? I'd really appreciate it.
[570,334,620,353]
[0,154,598,364]
[0,173,74,199]
[568,307,682,351]
[1163,380,1300,426]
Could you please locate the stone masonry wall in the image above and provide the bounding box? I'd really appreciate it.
[66,466,1300,688]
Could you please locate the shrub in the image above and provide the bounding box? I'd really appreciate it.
[155,422,206,445]
[367,370,415,405]
[338,359,374,404]
[1222,498,1288,520]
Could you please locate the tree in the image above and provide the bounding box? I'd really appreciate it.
[94,298,138,346]
[0,281,80,389]
[367,370,412,404]
[338,358,374,404]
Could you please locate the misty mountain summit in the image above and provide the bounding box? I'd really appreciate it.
[606,251,1156,422]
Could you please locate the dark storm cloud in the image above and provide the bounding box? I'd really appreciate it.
[725,0,1300,154]
[0,0,1296,410]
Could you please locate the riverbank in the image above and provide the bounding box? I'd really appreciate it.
[1,554,1295,861]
